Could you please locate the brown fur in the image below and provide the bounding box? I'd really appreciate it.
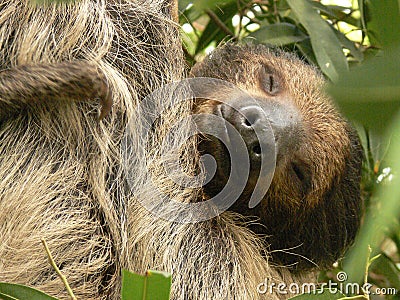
[190,43,363,270]
[0,1,359,300]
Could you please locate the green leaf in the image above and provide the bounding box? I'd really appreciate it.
[178,0,193,13]
[370,254,400,291]
[368,0,400,48]
[0,282,58,300]
[192,0,235,11]
[295,38,317,65]
[333,29,363,62]
[195,1,237,53]
[249,23,308,46]
[121,269,171,300]
[327,47,400,133]
[181,0,235,22]
[287,0,348,81]
[311,2,341,19]
[312,3,359,27]
[342,110,400,283]
[358,0,367,37]
[0,293,17,300]
[288,289,345,299]
[180,5,204,24]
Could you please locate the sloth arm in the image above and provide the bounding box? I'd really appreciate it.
[0,61,112,119]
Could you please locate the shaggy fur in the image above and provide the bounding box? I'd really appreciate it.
[0,1,302,299]
[0,1,360,300]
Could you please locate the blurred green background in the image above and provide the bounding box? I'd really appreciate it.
[179,0,400,299]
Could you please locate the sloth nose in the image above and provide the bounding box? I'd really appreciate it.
[219,99,302,165]
[219,103,271,165]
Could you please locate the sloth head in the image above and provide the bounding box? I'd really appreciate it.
[190,43,363,270]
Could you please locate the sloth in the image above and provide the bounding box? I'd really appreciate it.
[190,43,363,270]
[0,0,362,299]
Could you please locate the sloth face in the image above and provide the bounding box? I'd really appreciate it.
[190,44,363,270]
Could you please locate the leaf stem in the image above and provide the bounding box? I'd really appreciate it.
[41,238,77,300]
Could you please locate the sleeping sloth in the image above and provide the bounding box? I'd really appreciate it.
[191,43,363,270]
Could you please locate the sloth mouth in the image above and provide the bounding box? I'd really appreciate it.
[197,104,267,195]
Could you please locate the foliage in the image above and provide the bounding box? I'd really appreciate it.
[0,239,171,299]
[0,283,58,300]
[179,0,367,80]
[180,0,400,299]
[0,270,171,300]
[121,269,172,300]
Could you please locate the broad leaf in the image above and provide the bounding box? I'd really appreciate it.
[192,0,235,12]
[287,0,348,81]
[121,269,171,300]
[250,23,308,46]
[0,283,58,300]
[368,0,400,48]
[295,38,317,66]
[333,29,363,62]
[312,2,358,27]
[328,47,400,133]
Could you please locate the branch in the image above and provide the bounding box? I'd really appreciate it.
[205,9,236,39]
